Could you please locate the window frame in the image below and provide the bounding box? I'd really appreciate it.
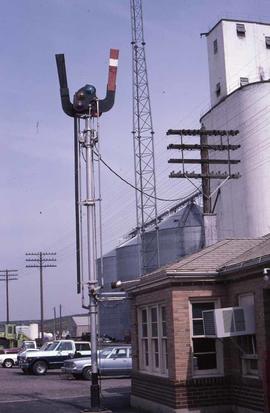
[213,39,218,54]
[215,82,221,97]
[238,293,258,378]
[140,307,149,370]
[189,298,224,378]
[240,77,249,87]
[265,36,270,49]
[138,304,168,376]
[239,335,258,378]
[236,23,246,37]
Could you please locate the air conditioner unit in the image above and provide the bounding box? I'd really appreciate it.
[202,305,255,338]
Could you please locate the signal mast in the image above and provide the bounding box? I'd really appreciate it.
[55,49,119,410]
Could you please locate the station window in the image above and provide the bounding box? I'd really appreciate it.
[238,335,258,377]
[238,293,258,378]
[138,304,168,376]
[190,300,223,376]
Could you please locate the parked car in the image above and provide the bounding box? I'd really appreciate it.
[0,348,18,368]
[19,340,91,375]
[62,345,132,380]
[0,339,38,368]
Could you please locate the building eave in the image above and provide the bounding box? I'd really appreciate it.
[219,254,270,275]
[201,18,270,38]
[200,80,270,122]
[124,271,219,295]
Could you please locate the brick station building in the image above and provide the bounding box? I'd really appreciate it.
[124,235,270,413]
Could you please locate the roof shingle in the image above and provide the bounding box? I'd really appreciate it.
[166,238,264,274]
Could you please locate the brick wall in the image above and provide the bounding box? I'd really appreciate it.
[132,373,176,409]
[227,277,266,376]
[132,372,231,410]
[230,376,264,412]
[132,372,264,411]
[130,275,267,412]
[226,276,267,412]
[263,288,270,413]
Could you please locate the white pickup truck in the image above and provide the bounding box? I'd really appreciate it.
[0,340,37,368]
[0,349,18,368]
[19,339,91,375]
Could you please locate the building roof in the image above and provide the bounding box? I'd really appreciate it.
[124,235,270,292]
[158,203,202,230]
[202,18,270,37]
[220,234,270,271]
[72,316,90,326]
[167,238,264,274]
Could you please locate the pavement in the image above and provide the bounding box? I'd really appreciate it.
[0,368,145,413]
[81,386,142,413]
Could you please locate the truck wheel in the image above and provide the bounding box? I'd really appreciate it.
[82,366,92,380]
[3,359,14,368]
[32,360,47,375]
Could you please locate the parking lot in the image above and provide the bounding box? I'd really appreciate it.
[0,366,140,413]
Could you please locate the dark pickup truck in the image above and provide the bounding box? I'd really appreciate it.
[18,339,91,375]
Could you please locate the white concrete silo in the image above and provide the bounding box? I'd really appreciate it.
[201,80,270,239]
[201,19,270,240]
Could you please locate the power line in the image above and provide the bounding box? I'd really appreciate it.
[0,269,18,323]
[96,149,200,202]
[14,93,270,276]
[25,252,56,341]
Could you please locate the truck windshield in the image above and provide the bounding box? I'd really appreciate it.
[47,341,60,351]
[25,342,36,349]
[39,342,54,351]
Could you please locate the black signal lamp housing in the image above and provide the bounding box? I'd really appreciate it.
[73,84,97,114]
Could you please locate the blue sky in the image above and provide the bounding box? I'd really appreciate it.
[1,0,270,322]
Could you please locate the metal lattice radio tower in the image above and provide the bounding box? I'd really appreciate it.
[130,0,160,275]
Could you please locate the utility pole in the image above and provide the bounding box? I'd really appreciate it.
[26,252,56,341]
[167,128,241,208]
[167,127,241,246]
[53,307,56,339]
[0,270,18,323]
[200,125,212,214]
[59,304,62,338]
